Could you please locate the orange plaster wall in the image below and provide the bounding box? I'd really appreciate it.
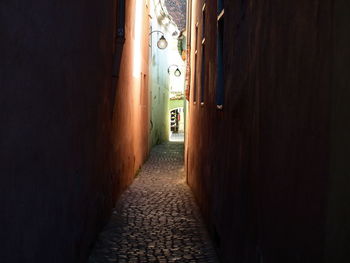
[111,0,151,199]
[0,1,151,262]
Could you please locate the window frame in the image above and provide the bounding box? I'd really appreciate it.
[200,3,206,106]
[216,2,225,110]
[193,22,199,104]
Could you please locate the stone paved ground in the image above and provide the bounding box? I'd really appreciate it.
[88,142,219,263]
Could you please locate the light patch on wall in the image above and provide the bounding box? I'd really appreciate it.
[133,0,143,78]
[162,17,170,25]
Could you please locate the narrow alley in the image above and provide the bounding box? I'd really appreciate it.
[1,0,350,263]
[88,143,218,263]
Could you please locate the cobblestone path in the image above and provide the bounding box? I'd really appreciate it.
[89,142,219,263]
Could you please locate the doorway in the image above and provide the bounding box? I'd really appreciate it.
[169,107,185,142]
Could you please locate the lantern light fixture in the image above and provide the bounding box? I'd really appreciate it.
[149,30,168,50]
[174,68,181,77]
[167,65,182,77]
[157,35,168,49]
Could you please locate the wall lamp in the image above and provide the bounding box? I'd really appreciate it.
[167,65,181,77]
[149,30,168,49]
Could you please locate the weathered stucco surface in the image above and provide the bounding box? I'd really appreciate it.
[187,0,349,262]
[149,0,170,146]
[326,1,350,262]
[111,0,151,201]
[0,0,150,262]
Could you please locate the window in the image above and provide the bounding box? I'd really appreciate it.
[193,24,199,104]
[202,3,206,40]
[216,1,225,109]
[111,0,126,117]
[217,0,224,15]
[200,45,206,105]
[116,0,125,40]
[200,3,206,105]
[140,73,147,106]
[149,26,152,51]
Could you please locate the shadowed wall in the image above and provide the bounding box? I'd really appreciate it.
[187,0,349,262]
[0,0,150,262]
[326,0,350,262]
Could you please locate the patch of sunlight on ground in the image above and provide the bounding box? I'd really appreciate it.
[169,132,184,142]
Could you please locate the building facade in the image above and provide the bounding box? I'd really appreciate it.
[149,0,173,145]
[186,0,350,262]
[0,0,151,262]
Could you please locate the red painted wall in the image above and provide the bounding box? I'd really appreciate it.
[0,0,150,262]
[187,0,349,262]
